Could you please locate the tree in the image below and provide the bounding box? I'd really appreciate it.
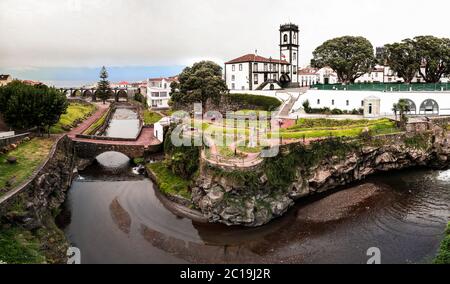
[97,66,111,104]
[384,40,420,84]
[170,61,228,108]
[311,36,377,84]
[393,99,410,128]
[0,81,68,134]
[414,36,450,83]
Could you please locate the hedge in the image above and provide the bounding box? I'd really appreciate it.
[225,93,282,111]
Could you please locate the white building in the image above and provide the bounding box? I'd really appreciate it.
[224,23,300,91]
[298,67,339,86]
[146,76,178,109]
[298,89,450,117]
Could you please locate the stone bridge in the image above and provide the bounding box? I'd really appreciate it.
[73,138,162,160]
[60,87,138,102]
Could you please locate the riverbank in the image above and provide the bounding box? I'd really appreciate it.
[434,222,450,264]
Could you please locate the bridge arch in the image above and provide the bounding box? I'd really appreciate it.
[116,90,128,102]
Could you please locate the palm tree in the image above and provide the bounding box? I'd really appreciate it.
[392,103,398,120]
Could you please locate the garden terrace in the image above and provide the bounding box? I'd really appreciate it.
[50,102,96,134]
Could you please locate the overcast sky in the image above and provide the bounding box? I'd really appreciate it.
[0,0,449,84]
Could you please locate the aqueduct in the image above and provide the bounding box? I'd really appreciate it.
[60,87,135,102]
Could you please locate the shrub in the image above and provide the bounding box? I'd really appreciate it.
[225,93,282,111]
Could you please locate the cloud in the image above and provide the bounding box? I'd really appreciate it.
[0,0,449,69]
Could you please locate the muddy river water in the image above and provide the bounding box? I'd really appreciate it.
[59,152,449,264]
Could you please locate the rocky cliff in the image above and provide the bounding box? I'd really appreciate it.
[192,125,450,227]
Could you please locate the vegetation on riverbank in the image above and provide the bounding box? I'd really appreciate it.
[0,226,46,264]
[50,102,96,133]
[143,110,162,125]
[83,107,111,135]
[434,222,450,264]
[0,137,54,196]
[147,162,191,199]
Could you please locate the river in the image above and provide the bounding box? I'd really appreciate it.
[103,108,140,139]
[58,152,449,264]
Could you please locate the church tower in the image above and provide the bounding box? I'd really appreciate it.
[279,23,299,87]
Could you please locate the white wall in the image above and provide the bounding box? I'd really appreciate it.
[298,90,450,116]
[225,63,250,91]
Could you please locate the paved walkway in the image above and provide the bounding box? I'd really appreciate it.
[68,103,109,139]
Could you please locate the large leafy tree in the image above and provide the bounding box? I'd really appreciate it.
[384,40,420,83]
[170,61,228,107]
[97,66,111,104]
[413,36,450,83]
[0,81,68,134]
[311,36,377,84]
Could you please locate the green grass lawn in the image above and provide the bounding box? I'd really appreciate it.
[434,222,450,264]
[0,137,54,196]
[50,103,96,134]
[0,226,46,264]
[143,110,163,125]
[147,162,190,199]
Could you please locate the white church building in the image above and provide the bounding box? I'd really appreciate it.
[225,23,300,91]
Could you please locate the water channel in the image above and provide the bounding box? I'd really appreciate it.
[58,152,449,264]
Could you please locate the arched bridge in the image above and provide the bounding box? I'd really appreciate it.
[60,87,137,102]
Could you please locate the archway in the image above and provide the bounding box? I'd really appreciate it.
[71,90,81,97]
[279,74,291,88]
[402,99,417,114]
[116,90,128,102]
[419,99,439,115]
[82,90,93,99]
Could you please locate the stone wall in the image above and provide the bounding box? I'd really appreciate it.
[191,126,450,227]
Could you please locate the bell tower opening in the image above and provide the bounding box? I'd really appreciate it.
[279,23,300,87]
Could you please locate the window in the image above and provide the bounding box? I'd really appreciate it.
[361,100,364,107]
[273,64,276,71]
[232,65,235,71]
[293,66,297,74]
[164,83,167,89]
[264,64,268,71]
[239,64,243,71]
[160,92,167,97]
[273,74,277,81]
[231,83,235,90]
[346,100,349,106]
[242,86,245,90]
[368,103,373,114]
[317,99,320,105]
[231,75,235,81]
[283,34,288,43]
[293,52,297,60]
[254,74,258,84]
[281,65,284,72]
[254,63,258,71]
[151,92,159,97]
[332,99,335,106]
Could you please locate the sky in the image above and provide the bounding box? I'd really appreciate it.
[0,0,449,86]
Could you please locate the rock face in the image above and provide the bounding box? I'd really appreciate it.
[192,127,450,227]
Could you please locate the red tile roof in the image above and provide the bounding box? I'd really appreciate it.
[298,67,319,75]
[226,54,289,64]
